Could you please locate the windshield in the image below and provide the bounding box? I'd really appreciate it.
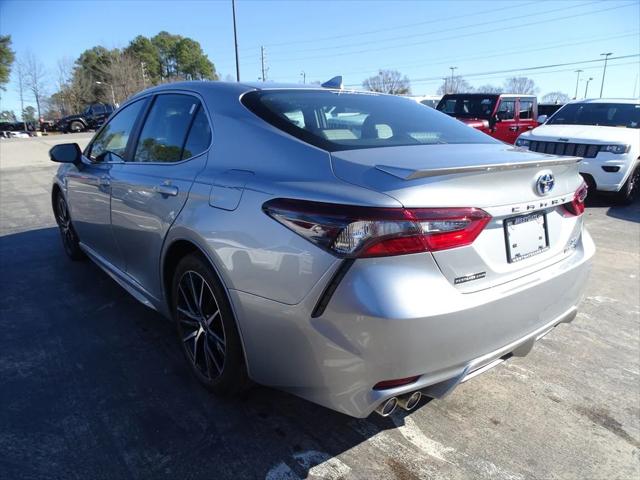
[242,90,497,151]
[548,102,640,128]
[436,95,498,118]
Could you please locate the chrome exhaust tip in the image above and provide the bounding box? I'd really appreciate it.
[375,397,398,417]
[398,391,422,411]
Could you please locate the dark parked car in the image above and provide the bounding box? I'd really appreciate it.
[56,103,115,133]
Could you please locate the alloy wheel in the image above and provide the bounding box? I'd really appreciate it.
[56,196,76,255]
[176,270,227,380]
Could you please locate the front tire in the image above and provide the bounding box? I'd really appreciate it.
[615,165,639,205]
[54,193,85,260]
[69,120,84,133]
[172,254,248,395]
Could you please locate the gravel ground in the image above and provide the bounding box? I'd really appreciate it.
[0,133,638,479]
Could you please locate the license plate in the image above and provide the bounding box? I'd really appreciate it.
[504,212,549,263]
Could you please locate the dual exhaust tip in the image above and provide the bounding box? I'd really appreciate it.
[375,391,422,417]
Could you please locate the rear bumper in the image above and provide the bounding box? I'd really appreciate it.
[231,228,594,418]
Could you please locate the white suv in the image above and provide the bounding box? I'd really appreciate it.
[516,99,639,204]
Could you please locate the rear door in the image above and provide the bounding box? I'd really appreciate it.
[517,98,537,134]
[493,98,519,144]
[109,92,212,299]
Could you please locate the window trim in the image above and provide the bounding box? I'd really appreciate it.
[126,91,214,165]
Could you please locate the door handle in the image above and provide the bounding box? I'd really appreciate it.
[154,184,179,196]
[99,175,111,187]
[509,126,519,131]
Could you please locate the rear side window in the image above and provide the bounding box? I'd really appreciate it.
[182,107,212,160]
[89,99,145,161]
[242,90,497,151]
[519,100,534,120]
[134,94,202,163]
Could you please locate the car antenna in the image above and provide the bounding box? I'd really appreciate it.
[321,76,343,89]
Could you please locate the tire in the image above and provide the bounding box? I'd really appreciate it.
[53,193,85,260]
[69,121,84,133]
[615,165,640,205]
[172,253,248,395]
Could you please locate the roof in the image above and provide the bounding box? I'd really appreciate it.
[567,98,640,104]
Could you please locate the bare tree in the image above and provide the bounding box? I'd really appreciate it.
[24,52,48,121]
[15,60,27,130]
[363,69,411,95]
[476,84,502,94]
[541,91,570,104]
[503,76,538,94]
[437,76,473,95]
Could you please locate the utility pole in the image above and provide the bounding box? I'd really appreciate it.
[260,46,266,82]
[599,52,613,98]
[573,70,583,99]
[232,0,240,82]
[584,77,593,99]
[140,61,148,88]
[449,66,457,93]
[300,71,306,84]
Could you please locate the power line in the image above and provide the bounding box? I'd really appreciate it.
[258,2,636,64]
[243,0,601,59]
[240,0,540,53]
[344,54,640,87]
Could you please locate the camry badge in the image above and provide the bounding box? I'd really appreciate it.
[536,173,555,196]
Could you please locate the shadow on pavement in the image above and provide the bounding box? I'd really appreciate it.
[0,227,409,479]
[585,192,640,223]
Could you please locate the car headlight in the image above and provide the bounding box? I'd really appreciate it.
[602,144,630,154]
[515,138,530,147]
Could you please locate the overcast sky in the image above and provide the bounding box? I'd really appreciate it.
[1,0,639,114]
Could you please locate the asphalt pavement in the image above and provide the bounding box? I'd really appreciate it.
[0,133,638,479]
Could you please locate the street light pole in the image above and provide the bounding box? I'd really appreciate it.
[449,66,457,93]
[573,70,583,99]
[300,71,306,84]
[599,52,613,98]
[584,77,593,99]
[232,0,240,82]
[95,81,116,106]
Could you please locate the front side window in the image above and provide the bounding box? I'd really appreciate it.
[88,99,145,161]
[92,104,106,115]
[548,103,640,128]
[519,100,533,120]
[497,100,515,120]
[134,94,201,163]
[243,90,497,151]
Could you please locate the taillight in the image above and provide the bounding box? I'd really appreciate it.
[565,183,588,216]
[263,198,491,258]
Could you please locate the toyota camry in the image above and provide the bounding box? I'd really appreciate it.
[50,80,594,418]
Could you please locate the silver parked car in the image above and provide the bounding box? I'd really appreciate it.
[50,81,594,418]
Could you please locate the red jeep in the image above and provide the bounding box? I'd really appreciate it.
[436,93,539,144]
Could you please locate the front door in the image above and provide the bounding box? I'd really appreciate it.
[66,98,147,266]
[109,93,212,299]
[493,98,518,144]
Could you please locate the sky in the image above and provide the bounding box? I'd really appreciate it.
[1,0,639,115]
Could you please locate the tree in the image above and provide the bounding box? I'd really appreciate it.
[541,91,570,104]
[22,105,37,123]
[476,84,502,94]
[437,76,473,95]
[24,52,48,120]
[363,69,411,94]
[0,110,16,121]
[503,76,538,94]
[15,60,27,130]
[0,35,15,91]
[125,35,161,84]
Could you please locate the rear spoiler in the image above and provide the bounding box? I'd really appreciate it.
[375,156,582,180]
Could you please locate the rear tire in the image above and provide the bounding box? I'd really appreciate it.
[615,165,639,205]
[54,193,85,261]
[172,254,248,395]
[69,121,84,133]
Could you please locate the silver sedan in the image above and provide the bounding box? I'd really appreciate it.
[50,81,594,418]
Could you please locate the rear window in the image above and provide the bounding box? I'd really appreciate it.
[242,90,497,151]
[548,102,640,128]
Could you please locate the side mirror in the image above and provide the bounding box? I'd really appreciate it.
[49,143,82,164]
[537,115,548,124]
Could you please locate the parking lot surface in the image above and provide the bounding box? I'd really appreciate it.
[1,133,639,479]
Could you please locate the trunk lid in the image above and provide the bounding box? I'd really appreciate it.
[331,143,585,291]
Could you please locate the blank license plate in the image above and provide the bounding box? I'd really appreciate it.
[504,212,549,263]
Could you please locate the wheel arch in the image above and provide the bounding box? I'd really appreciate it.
[160,236,252,374]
